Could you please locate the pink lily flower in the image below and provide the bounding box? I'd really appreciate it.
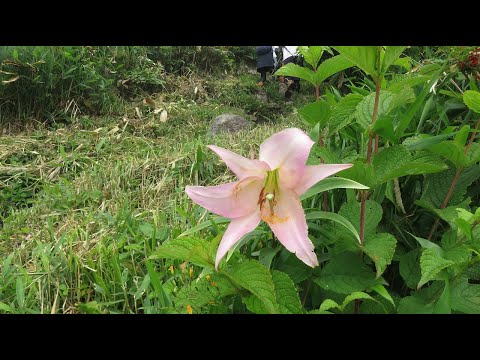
[186,128,352,269]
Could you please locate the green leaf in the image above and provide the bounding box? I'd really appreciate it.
[274,63,316,85]
[454,124,471,147]
[16,277,25,308]
[420,165,480,208]
[464,142,480,168]
[429,140,466,169]
[271,270,303,314]
[433,280,451,314]
[380,46,407,75]
[395,64,446,137]
[407,232,444,255]
[174,274,237,311]
[306,211,361,243]
[178,216,230,237]
[418,248,454,288]
[300,177,369,201]
[315,252,379,294]
[315,55,354,84]
[355,91,395,130]
[224,260,278,314]
[333,46,379,77]
[398,295,435,314]
[298,46,324,69]
[399,249,422,289]
[275,252,312,283]
[319,299,340,312]
[387,73,430,93]
[298,100,331,128]
[338,199,383,239]
[372,115,397,143]
[341,291,377,311]
[363,233,397,278]
[463,90,480,113]
[328,93,364,134]
[0,301,12,313]
[370,284,396,307]
[372,145,448,186]
[392,56,412,72]
[340,160,376,188]
[403,131,458,151]
[450,277,480,314]
[149,237,213,268]
[398,281,444,314]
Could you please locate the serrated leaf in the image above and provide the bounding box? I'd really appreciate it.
[315,252,379,294]
[380,46,407,75]
[387,73,430,93]
[429,140,466,169]
[333,46,379,77]
[363,233,397,278]
[399,249,421,289]
[450,277,480,313]
[338,199,383,239]
[298,46,324,69]
[372,145,448,186]
[300,177,369,201]
[298,100,331,128]
[420,165,480,208]
[175,274,237,310]
[355,91,395,130]
[274,63,316,85]
[306,211,361,243]
[149,237,213,268]
[432,280,451,314]
[372,115,397,143]
[398,281,444,314]
[418,248,454,288]
[319,299,340,312]
[328,93,364,135]
[340,160,375,188]
[463,90,480,113]
[315,55,355,84]
[341,291,377,311]
[402,132,458,151]
[224,260,278,314]
[272,271,303,314]
[464,142,480,168]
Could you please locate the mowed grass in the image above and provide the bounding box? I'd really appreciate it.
[0,71,313,314]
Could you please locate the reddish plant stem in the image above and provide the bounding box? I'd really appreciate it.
[355,76,382,314]
[427,118,480,241]
[465,118,480,155]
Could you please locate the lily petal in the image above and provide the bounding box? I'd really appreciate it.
[259,128,314,189]
[215,210,261,269]
[261,188,318,267]
[294,164,353,196]
[208,145,270,179]
[186,176,263,219]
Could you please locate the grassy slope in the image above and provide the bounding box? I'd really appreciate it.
[0,70,316,314]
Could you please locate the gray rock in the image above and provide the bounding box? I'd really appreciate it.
[210,114,252,134]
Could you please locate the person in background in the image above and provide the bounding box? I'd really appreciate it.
[279,46,302,98]
[256,46,275,87]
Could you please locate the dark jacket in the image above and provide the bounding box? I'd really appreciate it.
[256,46,274,70]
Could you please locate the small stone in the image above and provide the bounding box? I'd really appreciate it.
[209,114,252,134]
